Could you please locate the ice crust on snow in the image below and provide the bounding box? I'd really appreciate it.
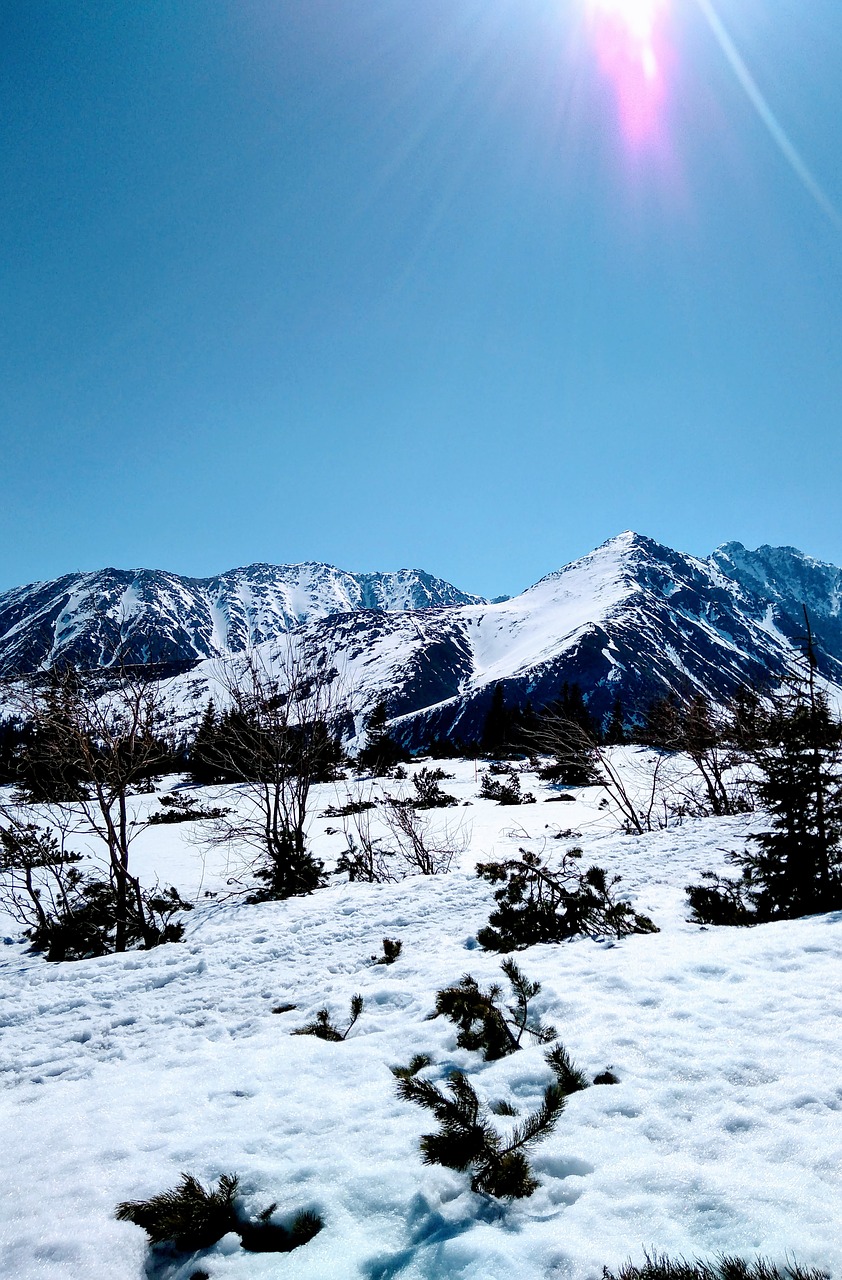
[0,754,840,1280]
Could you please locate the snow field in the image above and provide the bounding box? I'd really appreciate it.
[0,759,840,1280]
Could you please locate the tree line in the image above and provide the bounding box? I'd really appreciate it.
[1,620,841,961]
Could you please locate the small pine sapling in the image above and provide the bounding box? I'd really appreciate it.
[396,1068,565,1199]
[116,1173,323,1259]
[593,1069,620,1085]
[479,769,535,806]
[115,1173,239,1251]
[502,957,558,1050]
[374,937,403,965]
[476,847,658,951]
[411,768,458,809]
[293,994,364,1041]
[434,959,556,1060]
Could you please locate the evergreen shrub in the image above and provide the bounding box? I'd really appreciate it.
[479,769,535,806]
[397,1046,578,1199]
[434,959,558,1060]
[476,848,657,952]
[293,995,364,1041]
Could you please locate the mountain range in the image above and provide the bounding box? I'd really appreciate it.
[3,533,842,743]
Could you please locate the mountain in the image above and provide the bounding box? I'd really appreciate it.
[0,563,485,677]
[264,531,842,746]
[4,534,842,743]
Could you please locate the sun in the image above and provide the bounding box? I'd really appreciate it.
[589,0,666,45]
[587,0,669,144]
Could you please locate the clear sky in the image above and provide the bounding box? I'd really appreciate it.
[2,0,841,599]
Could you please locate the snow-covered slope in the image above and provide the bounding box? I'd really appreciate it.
[5,534,842,739]
[0,563,485,676]
[174,533,840,744]
[1,761,839,1280]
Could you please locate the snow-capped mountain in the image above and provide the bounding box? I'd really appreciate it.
[264,531,842,744]
[0,563,485,677]
[3,534,842,741]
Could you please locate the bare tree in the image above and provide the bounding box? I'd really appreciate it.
[332,783,398,884]
[10,663,176,950]
[381,795,467,876]
[529,711,674,834]
[0,809,83,944]
[678,695,753,817]
[199,646,346,899]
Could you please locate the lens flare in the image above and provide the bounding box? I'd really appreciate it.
[588,0,670,149]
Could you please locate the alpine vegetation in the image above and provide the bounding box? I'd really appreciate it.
[396,1048,577,1199]
[115,1172,323,1258]
[476,846,658,952]
[434,959,558,1060]
[7,663,192,955]
[0,815,192,961]
[292,994,364,1041]
[374,937,403,965]
[115,1173,240,1252]
[687,645,842,926]
[478,767,535,806]
[602,1255,830,1280]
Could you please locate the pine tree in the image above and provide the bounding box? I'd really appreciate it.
[434,959,557,1060]
[292,994,364,1041]
[688,615,842,923]
[396,1055,569,1199]
[603,697,626,746]
[640,692,684,749]
[555,683,599,740]
[533,690,602,786]
[745,690,842,917]
[481,684,513,757]
[356,701,410,775]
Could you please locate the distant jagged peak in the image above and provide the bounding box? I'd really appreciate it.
[711,540,842,620]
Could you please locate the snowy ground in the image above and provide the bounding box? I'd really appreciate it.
[1,755,840,1280]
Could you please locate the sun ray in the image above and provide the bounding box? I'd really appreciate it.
[587,0,670,149]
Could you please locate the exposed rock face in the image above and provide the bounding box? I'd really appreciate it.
[3,534,841,743]
[0,563,485,677]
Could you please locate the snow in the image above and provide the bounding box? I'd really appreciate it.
[462,538,637,687]
[1,759,840,1280]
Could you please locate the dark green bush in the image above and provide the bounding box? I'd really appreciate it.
[476,847,657,952]
[411,768,458,809]
[148,794,230,825]
[116,1173,239,1251]
[479,769,534,805]
[434,959,557,1060]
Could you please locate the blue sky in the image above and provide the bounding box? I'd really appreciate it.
[2,0,841,599]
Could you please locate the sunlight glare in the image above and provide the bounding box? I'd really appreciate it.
[588,0,670,148]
